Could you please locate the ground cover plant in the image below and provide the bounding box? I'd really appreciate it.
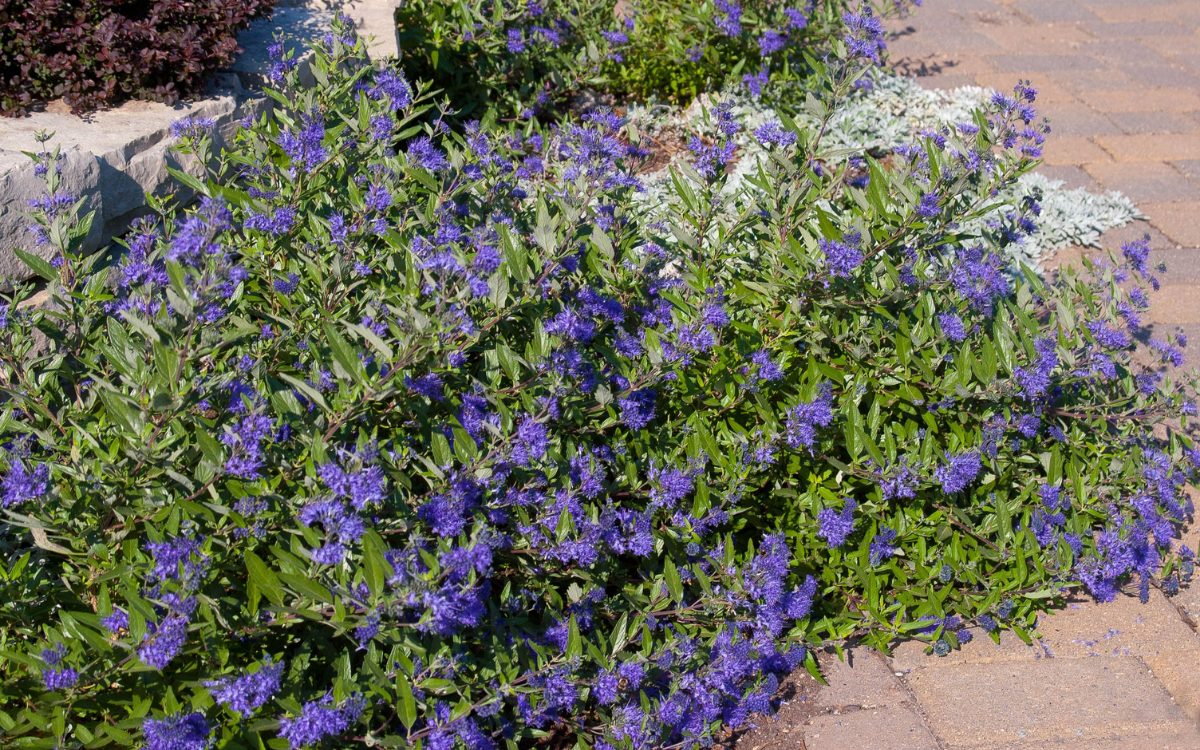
[397,0,919,120]
[626,73,1142,269]
[1,10,1197,750]
[0,0,275,116]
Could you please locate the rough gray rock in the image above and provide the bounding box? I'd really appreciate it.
[0,1,399,283]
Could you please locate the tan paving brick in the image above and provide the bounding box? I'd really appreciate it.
[891,628,1042,674]
[904,657,1199,747]
[892,590,1200,674]
[1143,649,1200,722]
[1095,134,1200,162]
[948,732,1200,750]
[1042,135,1113,165]
[1143,200,1200,246]
[1076,87,1200,113]
[1150,283,1200,324]
[817,647,911,709]
[804,707,939,750]
[1034,591,1200,659]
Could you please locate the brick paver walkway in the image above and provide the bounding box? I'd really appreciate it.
[736,2,1200,748]
[888,0,1200,365]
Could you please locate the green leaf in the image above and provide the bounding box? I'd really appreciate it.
[803,649,827,685]
[165,166,208,197]
[324,323,365,383]
[278,373,329,412]
[566,615,582,659]
[663,557,684,603]
[396,674,417,729]
[279,572,333,604]
[362,530,389,598]
[246,551,285,607]
[13,248,57,281]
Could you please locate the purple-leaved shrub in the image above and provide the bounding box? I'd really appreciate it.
[0,12,1195,750]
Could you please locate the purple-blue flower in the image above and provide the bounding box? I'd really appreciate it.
[138,611,192,670]
[785,382,834,449]
[821,231,864,277]
[758,29,787,55]
[938,313,967,343]
[869,528,898,566]
[276,114,328,173]
[618,389,656,431]
[753,122,797,148]
[934,451,981,495]
[843,6,886,62]
[143,712,211,750]
[407,137,450,172]
[170,116,216,140]
[2,459,49,508]
[818,498,856,549]
[279,694,365,749]
[205,660,285,715]
[714,0,742,35]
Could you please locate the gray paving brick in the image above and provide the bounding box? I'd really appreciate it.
[1014,0,1100,23]
[1145,247,1200,283]
[1120,64,1200,89]
[1173,53,1200,75]
[1080,39,1172,67]
[1047,68,1140,94]
[1172,160,1200,181]
[903,29,1004,54]
[1042,102,1122,135]
[989,54,1106,72]
[1077,87,1200,114]
[1099,220,1173,251]
[1083,21,1189,39]
[1083,161,1200,202]
[1108,111,1200,135]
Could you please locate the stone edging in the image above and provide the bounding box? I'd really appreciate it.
[0,0,400,282]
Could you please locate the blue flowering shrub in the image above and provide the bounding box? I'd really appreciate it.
[396,0,918,119]
[1,13,1196,750]
[600,0,912,103]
